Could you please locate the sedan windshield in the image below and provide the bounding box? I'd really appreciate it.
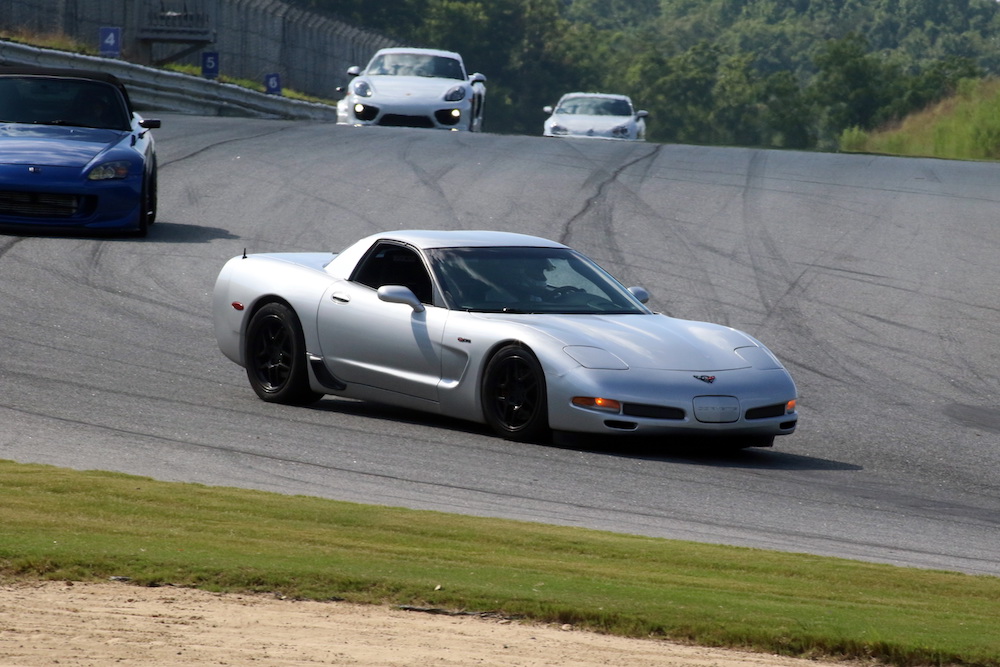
[366,53,466,80]
[556,96,633,116]
[428,246,650,314]
[0,76,131,130]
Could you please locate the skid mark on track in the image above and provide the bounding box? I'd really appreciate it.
[0,235,25,261]
[554,143,665,292]
[156,124,305,169]
[560,144,663,242]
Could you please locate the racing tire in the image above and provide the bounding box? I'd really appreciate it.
[134,170,156,237]
[146,164,158,225]
[245,302,322,406]
[134,177,151,237]
[481,345,549,442]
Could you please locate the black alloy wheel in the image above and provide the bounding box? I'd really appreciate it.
[245,302,321,405]
[481,345,549,442]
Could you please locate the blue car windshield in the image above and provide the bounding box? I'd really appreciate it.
[0,76,131,130]
[427,246,650,314]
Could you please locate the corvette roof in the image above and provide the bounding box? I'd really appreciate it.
[368,229,567,250]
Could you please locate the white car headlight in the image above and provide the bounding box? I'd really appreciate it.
[611,124,630,138]
[549,124,569,136]
[353,80,373,97]
[87,161,130,180]
[444,86,466,102]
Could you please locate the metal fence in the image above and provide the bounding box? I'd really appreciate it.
[0,0,397,99]
[0,39,342,120]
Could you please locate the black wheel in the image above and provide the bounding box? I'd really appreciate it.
[481,345,549,442]
[133,170,155,237]
[245,302,322,405]
[146,164,158,225]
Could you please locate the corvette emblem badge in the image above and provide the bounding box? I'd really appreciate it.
[694,375,716,384]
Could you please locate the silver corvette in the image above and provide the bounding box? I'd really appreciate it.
[213,230,798,446]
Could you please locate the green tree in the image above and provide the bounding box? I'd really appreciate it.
[564,0,660,31]
[809,33,898,144]
[711,52,765,145]
[760,70,813,148]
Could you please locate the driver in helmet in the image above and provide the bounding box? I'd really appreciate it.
[511,257,555,302]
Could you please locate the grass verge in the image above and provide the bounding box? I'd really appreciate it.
[840,77,1000,161]
[2,459,998,666]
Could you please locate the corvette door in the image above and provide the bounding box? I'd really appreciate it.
[315,244,446,402]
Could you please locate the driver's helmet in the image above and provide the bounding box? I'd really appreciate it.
[515,257,554,289]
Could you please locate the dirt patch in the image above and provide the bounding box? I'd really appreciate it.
[1,580,843,666]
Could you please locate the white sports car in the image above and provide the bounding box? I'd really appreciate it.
[213,230,798,446]
[336,47,486,131]
[543,92,648,141]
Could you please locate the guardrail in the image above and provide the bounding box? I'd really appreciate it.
[0,40,340,121]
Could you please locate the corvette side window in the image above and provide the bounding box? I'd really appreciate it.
[352,244,433,304]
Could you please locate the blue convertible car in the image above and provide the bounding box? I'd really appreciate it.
[0,66,161,236]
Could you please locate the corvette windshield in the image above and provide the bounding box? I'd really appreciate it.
[428,246,649,314]
[366,53,466,80]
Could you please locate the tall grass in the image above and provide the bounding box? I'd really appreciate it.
[0,29,93,54]
[840,77,1000,160]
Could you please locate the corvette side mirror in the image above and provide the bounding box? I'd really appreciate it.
[378,285,425,312]
[628,286,650,304]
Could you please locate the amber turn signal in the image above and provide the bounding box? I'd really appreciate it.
[572,396,622,413]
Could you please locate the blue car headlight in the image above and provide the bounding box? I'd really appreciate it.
[87,161,131,180]
[353,80,373,97]
[444,86,466,102]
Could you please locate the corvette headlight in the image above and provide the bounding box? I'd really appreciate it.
[87,161,130,180]
[353,80,373,97]
[563,346,628,370]
[735,346,782,370]
[444,86,466,102]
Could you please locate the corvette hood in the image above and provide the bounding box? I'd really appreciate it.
[482,313,760,372]
[366,76,461,100]
[0,125,123,167]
